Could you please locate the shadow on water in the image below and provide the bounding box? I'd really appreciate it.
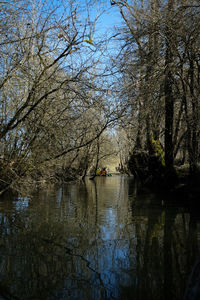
[0,176,199,300]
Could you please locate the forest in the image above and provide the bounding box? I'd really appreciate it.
[0,0,200,195]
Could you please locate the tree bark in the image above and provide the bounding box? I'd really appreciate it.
[164,0,175,174]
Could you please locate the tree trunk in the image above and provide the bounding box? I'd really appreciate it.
[189,57,199,174]
[164,0,175,174]
[89,138,100,180]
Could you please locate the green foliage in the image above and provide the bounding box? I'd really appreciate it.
[151,138,165,166]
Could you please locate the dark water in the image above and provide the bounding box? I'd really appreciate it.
[0,176,200,300]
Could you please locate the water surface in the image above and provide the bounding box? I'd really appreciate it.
[0,176,199,300]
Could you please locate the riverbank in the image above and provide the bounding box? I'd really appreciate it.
[0,161,200,209]
[139,165,200,207]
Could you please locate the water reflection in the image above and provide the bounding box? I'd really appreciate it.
[0,176,199,300]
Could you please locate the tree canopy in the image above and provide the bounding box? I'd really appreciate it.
[0,0,200,193]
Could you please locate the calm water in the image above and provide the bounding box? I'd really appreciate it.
[0,176,200,300]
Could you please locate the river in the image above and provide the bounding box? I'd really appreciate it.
[0,176,199,300]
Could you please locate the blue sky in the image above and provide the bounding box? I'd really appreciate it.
[96,3,121,33]
[49,0,122,40]
[85,0,122,39]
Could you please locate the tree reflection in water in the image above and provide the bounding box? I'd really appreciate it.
[0,176,199,300]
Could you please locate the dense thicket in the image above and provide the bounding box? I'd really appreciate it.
[0,0,120,194]
[112,0,200,185]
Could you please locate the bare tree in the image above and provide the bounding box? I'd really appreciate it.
[0,0,123,192]
[110,0,200,182]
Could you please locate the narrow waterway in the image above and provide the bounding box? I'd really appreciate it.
[0,176,199,300]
